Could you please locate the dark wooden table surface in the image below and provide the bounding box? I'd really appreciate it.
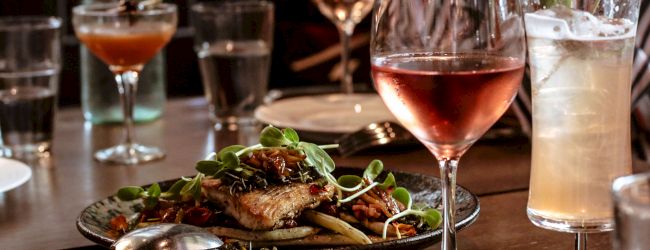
[0,97,643,249]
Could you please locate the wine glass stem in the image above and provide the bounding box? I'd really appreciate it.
[114,70,139,146]
[337,26,353,94]
[439,158,458,250]
[575,233,587,250]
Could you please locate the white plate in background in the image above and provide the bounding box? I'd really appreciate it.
[0,157,32,193]
[254,93,397,134]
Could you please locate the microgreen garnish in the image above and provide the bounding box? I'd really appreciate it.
[258,126,304,150]
[195,125,339,193]
[382,187,442,238]
[259,126,294,147]
[180,173,204,200]
[379,173,396,190]
[160,178,189,199]
[283,128,300,144]
[116,186,145,201]
[116,183,162,209]
[327,159,440,236]
[116,175,204,208]
[363,160,383,181]
[218,145,246,159]
[337,175,363,188]
[336,160,384,203]
[144,183,161,208]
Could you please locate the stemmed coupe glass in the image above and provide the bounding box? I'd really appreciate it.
[72,1,177,165]
[312,0,373,94]
[370,1,525,249]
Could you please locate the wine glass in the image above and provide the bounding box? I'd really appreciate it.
[523,0,640,249]
[370,1,525,249]
[313,0,373,94]
[72,2,177,165]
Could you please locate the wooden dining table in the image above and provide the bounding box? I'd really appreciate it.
[0,97,645,250]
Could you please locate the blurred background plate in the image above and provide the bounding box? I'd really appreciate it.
[255,93,397,135]
[0,157,32,193]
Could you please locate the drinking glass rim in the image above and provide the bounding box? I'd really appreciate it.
[0,16,61,31]
[191,0,274,14]
[612,172,650,207]
[73,2,177,17]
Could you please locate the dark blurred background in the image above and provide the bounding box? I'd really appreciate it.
[0,0,374,107]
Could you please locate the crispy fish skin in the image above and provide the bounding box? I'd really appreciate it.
[202,179,334,230]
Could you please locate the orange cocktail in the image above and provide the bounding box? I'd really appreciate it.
[72,2,177,165]
[76,23,174,71]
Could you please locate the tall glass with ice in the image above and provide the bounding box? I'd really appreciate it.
[523,0,641,236]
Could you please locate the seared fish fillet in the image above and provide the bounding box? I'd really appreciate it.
[202,179,334,230]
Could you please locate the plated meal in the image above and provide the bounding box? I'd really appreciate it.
[77,126,480,249]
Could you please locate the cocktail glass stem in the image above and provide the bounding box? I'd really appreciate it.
[439,158,458,250]
[575,233,587,250]
[92,68,164,165]
[337,23,354,94]
[115,70,138,146]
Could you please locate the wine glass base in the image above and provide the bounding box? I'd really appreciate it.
[94,143,165,165]
[527,209,613,233]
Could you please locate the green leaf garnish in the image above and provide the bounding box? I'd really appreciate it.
[161,178,189,199]
[382,186,441,238]
[221,151,240,169]
[196,160,220,176]
[300,142,335,174]
[260,126,287,147]
[363,160,383,181]
[218,145,246,160]
[392,187,411,208]
[192,175,203,200]
[379,173,396,190]
[138,184,161,209]
[283,128,300,144]
[421,208,443,228]
[147,183,161,199]
[167,179,188,194]
[337,175,362,188]
[180,173,204,200]
[116,186,145,201]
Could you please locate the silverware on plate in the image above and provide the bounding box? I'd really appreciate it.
[111,223,223,250]
[336,121,418,156]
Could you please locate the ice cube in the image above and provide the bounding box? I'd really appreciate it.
[524,12,573,40]
[525,6,634,40]
[596,18,634,37]
[571,10,601,37]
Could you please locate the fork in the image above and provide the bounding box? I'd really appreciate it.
[335,121,419,157]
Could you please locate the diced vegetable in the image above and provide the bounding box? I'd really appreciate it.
[110,215,129,232]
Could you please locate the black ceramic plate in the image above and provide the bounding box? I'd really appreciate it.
[77,167,480,249]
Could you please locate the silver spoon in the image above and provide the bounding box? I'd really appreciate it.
[111,223,224,250]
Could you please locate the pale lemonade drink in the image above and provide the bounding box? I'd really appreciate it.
[526,7,634,231]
